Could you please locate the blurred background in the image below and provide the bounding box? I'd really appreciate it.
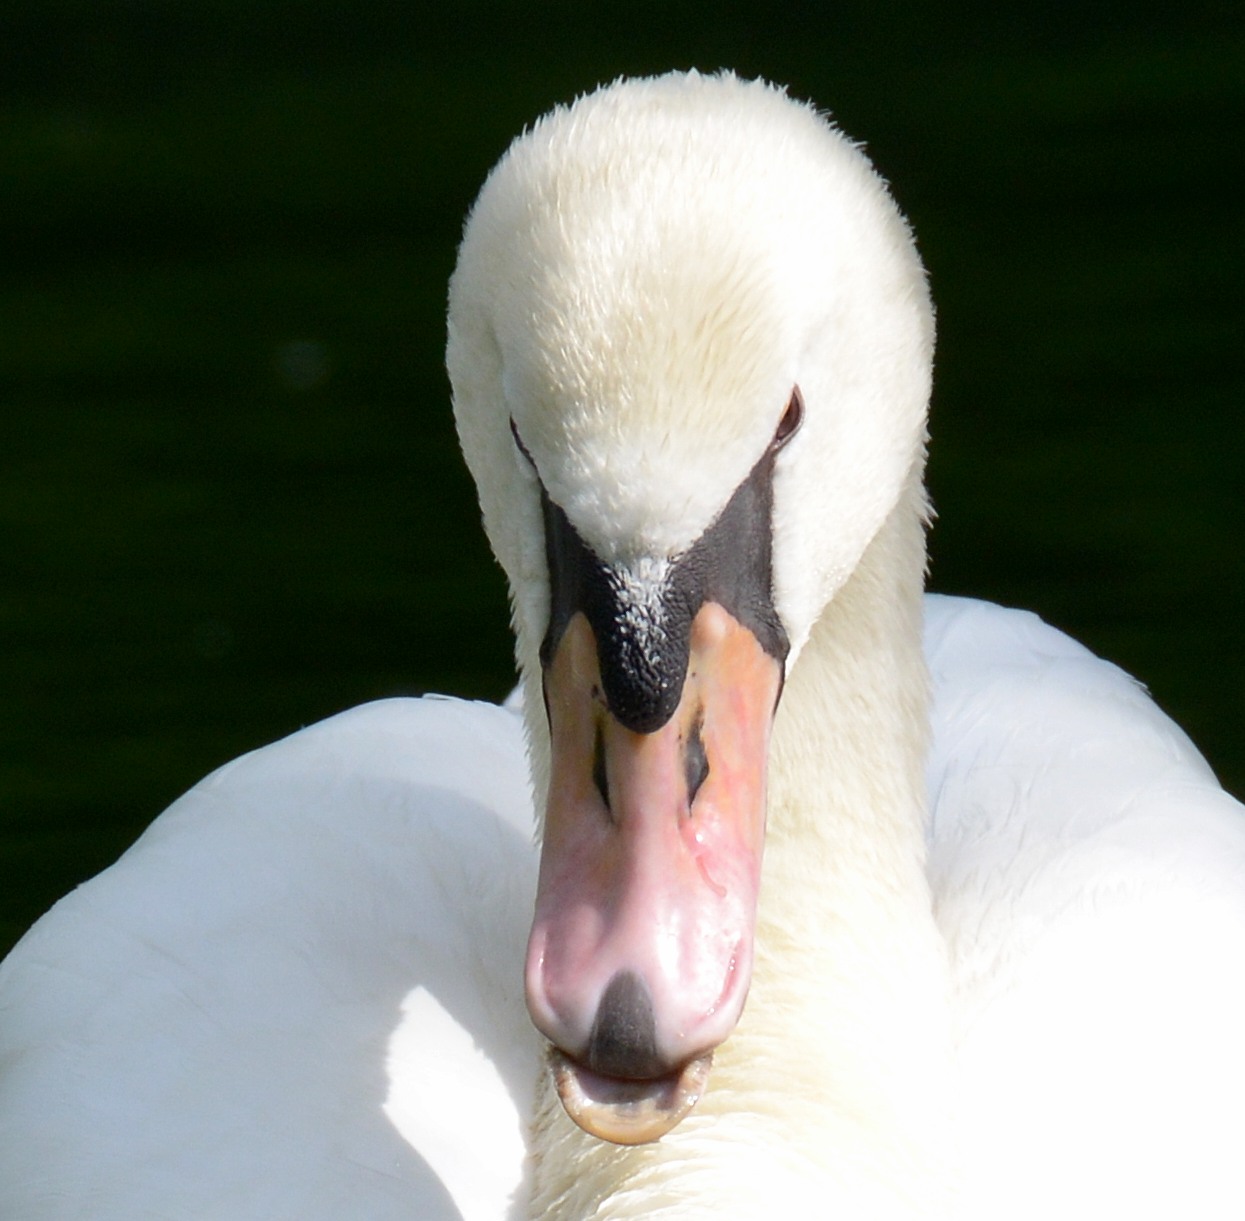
[2,0,1242,957]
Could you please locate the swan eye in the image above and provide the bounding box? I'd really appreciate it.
[772,386,804,451]
[510,418,536,469]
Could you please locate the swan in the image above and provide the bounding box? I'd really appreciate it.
[3,69,1245,1220]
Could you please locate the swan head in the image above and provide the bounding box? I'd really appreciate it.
[448,71,932,1142]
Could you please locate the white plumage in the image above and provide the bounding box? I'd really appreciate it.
[3,71,1244,1219]
[0,699,536,1219]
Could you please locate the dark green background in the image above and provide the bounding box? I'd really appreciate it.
[2,2,1242,956]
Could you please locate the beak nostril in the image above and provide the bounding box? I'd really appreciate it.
[592,720,612,816]
[685,716,709,806]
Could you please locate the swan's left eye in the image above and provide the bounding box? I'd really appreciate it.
[510,418,536,469]
[772,386,804,450]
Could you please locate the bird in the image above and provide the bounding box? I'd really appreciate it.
[3,69,1244,1220]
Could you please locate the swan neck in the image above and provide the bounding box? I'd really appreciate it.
[767,468,931,867]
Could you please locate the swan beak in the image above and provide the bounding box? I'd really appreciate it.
[525,602,782,1143]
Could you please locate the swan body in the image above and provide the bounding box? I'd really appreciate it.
[4,71,1245,1218]
[0,698,539,1220]
[3,600,1245,1217]
[4,600,1243,1217]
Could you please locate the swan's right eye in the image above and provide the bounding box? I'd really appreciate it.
[772,386,804,450]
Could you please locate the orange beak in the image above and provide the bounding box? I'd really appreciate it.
[525,601,783,1142]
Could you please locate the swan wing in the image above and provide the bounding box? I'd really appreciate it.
[0,696,539,1221]
[925,595,1245,1216]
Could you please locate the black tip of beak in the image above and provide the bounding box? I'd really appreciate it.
[586,970,664,1080]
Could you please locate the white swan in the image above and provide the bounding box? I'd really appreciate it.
[3,70,1245,1220]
